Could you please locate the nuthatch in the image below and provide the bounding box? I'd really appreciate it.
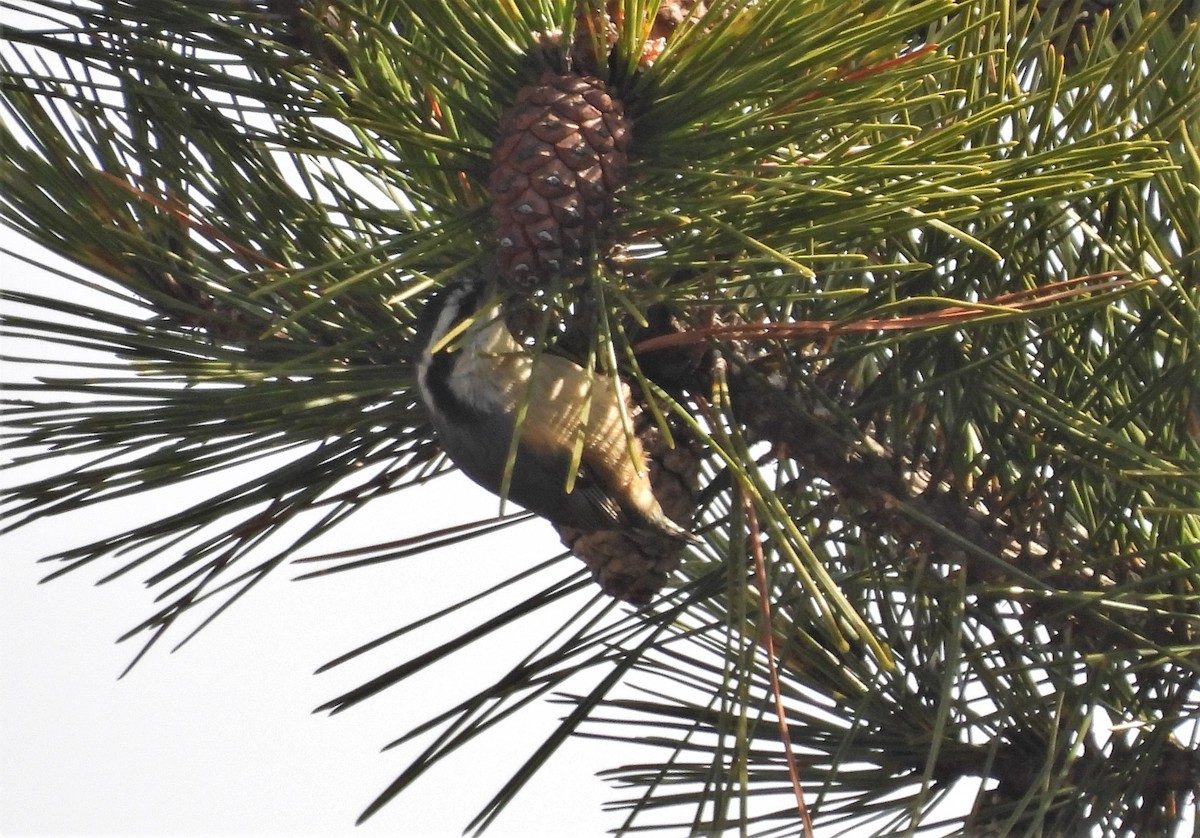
[414,273,695,542]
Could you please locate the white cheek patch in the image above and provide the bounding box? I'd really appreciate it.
[447,350,528,415]
[423,301,530,419]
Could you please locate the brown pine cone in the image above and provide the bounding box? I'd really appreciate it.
[557,413,702,605]
[570,1,709,68]
[489,72,632,291]
[265,0,352,73]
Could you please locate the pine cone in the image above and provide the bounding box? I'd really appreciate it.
[571,1,709,68]
[265,0,352,73]
[489,73,632,291]
[558,414,702,605]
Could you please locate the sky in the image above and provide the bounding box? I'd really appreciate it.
[0,483,622,837]
[0,233,628,836]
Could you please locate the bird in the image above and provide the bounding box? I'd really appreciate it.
[413,271,695,542]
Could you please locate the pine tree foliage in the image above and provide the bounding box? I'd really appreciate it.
[2,0,1198,834]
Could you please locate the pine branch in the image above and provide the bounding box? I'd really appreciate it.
[3,0,1199,834]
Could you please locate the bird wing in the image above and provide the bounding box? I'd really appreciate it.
[434,402,624,531]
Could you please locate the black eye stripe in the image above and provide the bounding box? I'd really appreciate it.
[422,346,484,424]
[413,273,494,426]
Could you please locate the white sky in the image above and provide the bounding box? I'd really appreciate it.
[0,492,621,838]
